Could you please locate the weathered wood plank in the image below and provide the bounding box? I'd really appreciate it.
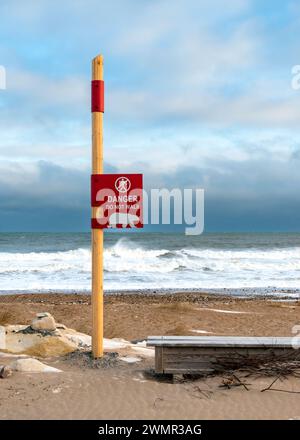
[163,347,297,357]
[147,336,298,348]
[164,359,217,369]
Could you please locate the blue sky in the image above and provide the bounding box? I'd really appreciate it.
[1,0,300,231]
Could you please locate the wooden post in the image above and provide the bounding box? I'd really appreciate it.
[92,55,104,357]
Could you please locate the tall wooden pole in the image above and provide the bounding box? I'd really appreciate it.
[92,55,104,357]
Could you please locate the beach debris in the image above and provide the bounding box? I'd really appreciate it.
[261,375,281,392]
[260,375,300,394]
[0,365,13,379]
[205,348,300,376]
[153,397,164,408]
[220,376,235,388]
[220,374,249,390]
[31,312,56,332]
[10,358,62,373]
[191,385,214,399]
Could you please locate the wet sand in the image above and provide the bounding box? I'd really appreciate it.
[1,292,300,420]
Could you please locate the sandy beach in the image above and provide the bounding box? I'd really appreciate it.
[1,292,300,420]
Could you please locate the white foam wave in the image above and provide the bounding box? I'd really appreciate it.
[0,238,300,292]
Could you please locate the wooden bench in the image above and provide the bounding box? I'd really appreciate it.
[147,336,300,375]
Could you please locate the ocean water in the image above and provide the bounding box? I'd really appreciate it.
[0,232,300,297]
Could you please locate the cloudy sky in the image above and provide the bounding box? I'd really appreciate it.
[0,0,300,231]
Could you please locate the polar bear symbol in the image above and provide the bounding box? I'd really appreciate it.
[108,212,139,228]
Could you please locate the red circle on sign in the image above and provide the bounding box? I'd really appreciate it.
[115,177,131,193]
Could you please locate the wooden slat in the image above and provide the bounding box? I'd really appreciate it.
[147,336,298,348]
[164,362,214,369]
[163,347,297,356]
[164,356,214,363]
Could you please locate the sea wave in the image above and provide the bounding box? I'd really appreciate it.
[0,238,300,292]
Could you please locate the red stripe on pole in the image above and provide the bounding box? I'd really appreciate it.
[91,80,104,113]
[91,219,144,229]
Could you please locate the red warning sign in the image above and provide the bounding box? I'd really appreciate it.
[91,174,143,229]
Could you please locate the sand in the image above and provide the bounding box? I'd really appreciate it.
[1,292,300,420]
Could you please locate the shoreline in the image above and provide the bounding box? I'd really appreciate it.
[1,287,300,301]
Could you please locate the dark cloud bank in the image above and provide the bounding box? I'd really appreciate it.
[0,158,300,232]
